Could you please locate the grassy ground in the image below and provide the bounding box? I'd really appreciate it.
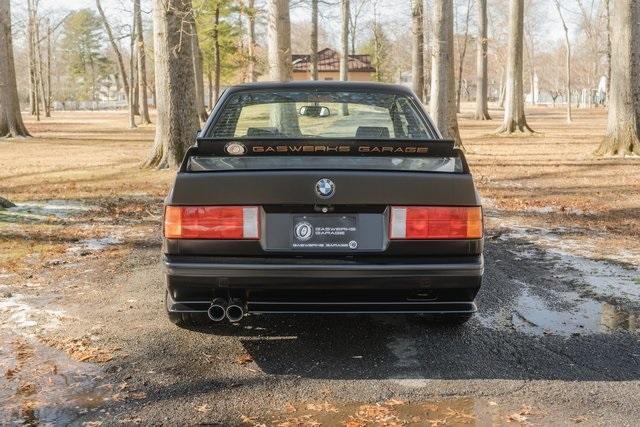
[1,106,639,274]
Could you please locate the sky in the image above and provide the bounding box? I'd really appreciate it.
[21,0,579,50]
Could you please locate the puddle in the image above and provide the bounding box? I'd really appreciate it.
[0,334,106,426]
[0,200,98,224]
[509,289,639,336]
[496,226,640,301]
[67,236,122,253]
[253,397,551,426]
[0,293,65,333]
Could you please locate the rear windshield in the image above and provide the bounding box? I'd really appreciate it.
[208,90,436,140]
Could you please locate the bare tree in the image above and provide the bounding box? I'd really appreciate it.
[430,0,462,146]
[553,0,572,123]
[340,0,349,115]
[455,0,472,113]
[604,0,611,104]
[247,0,258,82]
[129,10,137,129]
[96,0,130,104]
[348,0,366,55]
[496,0,533,134]
[340,0,350,82]
[422,1,432,101]
[473,0,490,120]
[411,0,424,101]
[134,0,151,124]
[212,4,221,104]
[267,0,300,133]
[190,21,208,122]
[310,0,318,80]
[0,0,30,137]
[595,0,640,156]
[144,0,199,168]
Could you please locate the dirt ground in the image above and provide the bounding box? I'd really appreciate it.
[1,107,639,425]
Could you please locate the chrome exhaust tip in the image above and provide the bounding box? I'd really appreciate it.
[207,298,227,322]
[226,300,245,323]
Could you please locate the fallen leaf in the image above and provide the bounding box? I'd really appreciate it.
[507,413,527,423]
[196,403,210,413]
[306,402,338,412]
[235,353,254,365]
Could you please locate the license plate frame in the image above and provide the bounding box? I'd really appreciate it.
[291,215,359,251]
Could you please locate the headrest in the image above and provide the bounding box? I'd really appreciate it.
[355,126,390,138]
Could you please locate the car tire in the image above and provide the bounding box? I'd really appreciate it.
[165,290,208,329]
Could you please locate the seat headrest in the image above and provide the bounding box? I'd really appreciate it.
[355,126,390,138]
[246,127,279,136]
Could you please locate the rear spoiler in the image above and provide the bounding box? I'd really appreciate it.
[192,137,457,157]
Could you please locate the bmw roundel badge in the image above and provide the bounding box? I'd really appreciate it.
[315,178,335,199]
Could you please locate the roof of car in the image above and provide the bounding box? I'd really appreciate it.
[225,80,416,96]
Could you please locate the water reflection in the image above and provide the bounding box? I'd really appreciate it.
[509,289,640,336]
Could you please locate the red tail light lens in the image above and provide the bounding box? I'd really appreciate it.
[390,206,483,239]
[164,206,260,239]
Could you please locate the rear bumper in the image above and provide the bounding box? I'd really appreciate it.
[164,256,483,279]
[165,255,483,314]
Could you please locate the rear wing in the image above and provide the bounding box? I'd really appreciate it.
[180,138,469,174]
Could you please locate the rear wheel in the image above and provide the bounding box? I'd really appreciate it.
[165,290,208,329]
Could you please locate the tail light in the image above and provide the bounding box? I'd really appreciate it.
[390,206,483,239]
[164,206,260,239]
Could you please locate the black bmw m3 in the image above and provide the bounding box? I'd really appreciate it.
[163,81,484,328]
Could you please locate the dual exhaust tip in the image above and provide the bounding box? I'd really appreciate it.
[207,298,244,323]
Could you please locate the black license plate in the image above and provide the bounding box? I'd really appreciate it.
[291,215,358,250]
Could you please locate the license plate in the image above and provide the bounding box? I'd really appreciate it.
[291,215,358,250]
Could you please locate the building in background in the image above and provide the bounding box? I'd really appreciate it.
[291,48,375,81]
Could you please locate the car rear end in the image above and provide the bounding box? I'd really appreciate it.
[163,82,484,326]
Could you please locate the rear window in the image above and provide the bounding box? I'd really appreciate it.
[209,90,435,140]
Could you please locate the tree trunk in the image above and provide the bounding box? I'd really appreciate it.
[267,0,299,134]
[144,0,199,169]
[0,196,15,209]
[595,0,640,156]
[28,0,40,121]
[473,0,490,120]
[411,0,424,101]
[455,0,472,113]
[553,0,572,123]
[135,0,151,124]
[340,0,349,115]
[190,22,208,122]
[35,13,48,118]
[604,0,611,106]
[496,0,533,134]
[46,20,52,116]
[247,0,257,82]
[96,0,129,102]
[212,5,221,104]
[310,0,318,80]
[430,0,462,147]
[27,0,35,116]
[129,10,137,129]
[0,0,30,137]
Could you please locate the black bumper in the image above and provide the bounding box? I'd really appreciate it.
[165,255,483,315]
